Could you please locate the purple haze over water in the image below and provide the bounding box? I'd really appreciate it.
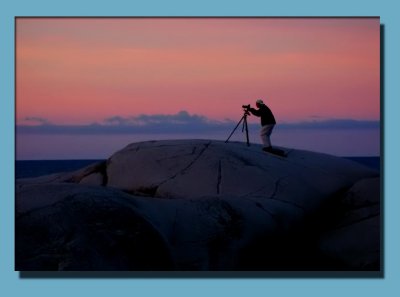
[16,128,380,160]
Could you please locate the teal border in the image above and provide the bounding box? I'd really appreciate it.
[2,1,399,296]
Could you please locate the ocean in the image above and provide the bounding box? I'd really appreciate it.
[15,160,104,179]
[17,128,380,160]
[15,157,381,179]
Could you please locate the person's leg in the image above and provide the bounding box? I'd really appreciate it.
[261,125,285,156]
[266,124,274,139]
[260,124,274,149]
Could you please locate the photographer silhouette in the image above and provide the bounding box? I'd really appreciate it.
[225,99,285,157]
[248,99,286,157]
[247,99,276,152]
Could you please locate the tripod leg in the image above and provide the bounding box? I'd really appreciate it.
[225,116,245,143]
[244,116,250,146]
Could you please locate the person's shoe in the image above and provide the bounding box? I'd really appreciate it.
[262,146,272,152]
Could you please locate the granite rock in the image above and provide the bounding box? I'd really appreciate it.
[15,140,380,271]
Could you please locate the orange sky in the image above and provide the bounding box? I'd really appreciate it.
[16,18,380,126]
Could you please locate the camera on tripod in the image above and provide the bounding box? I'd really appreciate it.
[225,104,252,146]
[242,104,251,115]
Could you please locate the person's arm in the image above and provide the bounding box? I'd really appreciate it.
[248,107,261,117]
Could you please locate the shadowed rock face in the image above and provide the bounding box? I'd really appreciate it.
[16,185,174,270]
[317,177,380,269]
[15,140,380,271]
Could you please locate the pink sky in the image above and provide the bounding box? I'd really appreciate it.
[16,18,380,126]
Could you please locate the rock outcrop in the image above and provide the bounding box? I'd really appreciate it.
[15,140,380,271]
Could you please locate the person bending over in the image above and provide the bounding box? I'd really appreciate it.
[248,99,276,152]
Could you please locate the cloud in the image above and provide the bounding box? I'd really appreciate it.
[24,117,51,125]
[278,119,380,130]
[17,111,234,135]
[103,111,210,126]
[17,111,379,135]
[103,116,132,126]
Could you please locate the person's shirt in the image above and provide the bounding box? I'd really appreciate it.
[249,104,276,126]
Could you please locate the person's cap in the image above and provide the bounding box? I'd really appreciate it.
[256,99,264,105]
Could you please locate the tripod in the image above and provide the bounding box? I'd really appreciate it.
[225,109,251,146]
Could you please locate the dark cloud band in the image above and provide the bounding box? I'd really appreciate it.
[17,111,379,135]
